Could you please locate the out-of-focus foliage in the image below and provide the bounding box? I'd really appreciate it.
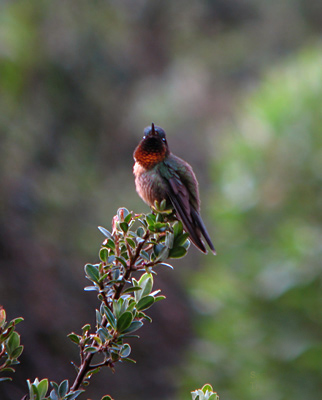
[183,46,322,400]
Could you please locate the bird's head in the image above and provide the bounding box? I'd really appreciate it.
[133,123,169,169]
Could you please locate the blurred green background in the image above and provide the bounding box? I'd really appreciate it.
[1,1,322,399]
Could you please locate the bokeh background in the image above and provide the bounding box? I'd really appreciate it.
[1,1,322,399]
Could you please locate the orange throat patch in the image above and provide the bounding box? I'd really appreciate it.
[134,146,167,169]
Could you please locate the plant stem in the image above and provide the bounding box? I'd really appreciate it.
[114,230,149,300]
[70,229,150,391]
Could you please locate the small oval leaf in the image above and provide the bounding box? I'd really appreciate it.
[99,248,109,262]
[116,312,133,333]
[169,246,187,259]
[84,264,100,283]
[136,295,155,311]
[122,320,144,334]
[68,333,80,345]
[120,343,131,358]
[103,306,117,330]
[119,222,128,233]
[98,226,112,239]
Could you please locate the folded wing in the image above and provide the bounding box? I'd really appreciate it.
[167,174,216,254]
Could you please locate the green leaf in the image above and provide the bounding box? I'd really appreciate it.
[157,262,173,269]
[122,357,137,364]
[173,220,183,237]
[120,343,131,358]
[96,309,102,325]
[123,286,142,294]
[84,286,98,292]
[94,335,103,347]
[202,384,213,393]
[159,199,167,210]
[115,256,127,268]
[119,222,128,233]
[50,381,59,393]
[126,237,136,249]
[6,331,20,354]
[49,389,59,400]
[9,330,20,348]
[11,317,24,326]
[118,333,140,340]
[169,246,187,258]
[153,243,169,261]
[27,378,36,392]
[9,359,20,366]
[82,324,91,334]
[138,273,153,297]
[124,212,132,224]
[140,250,150,261]
[154,295,166,302]
[11,345,23,358]
[101,396,114,400]
[107,255,115,263]
[174,232,190,247]
[103,306,117,330]
[154,222,167,231]
[58,380,69,398]
[104,239,116,250]
[146,213,156,227]
[65,390,85,400]
[84,346,98,353]
[99,248,109,262]
[117,311,133,333]
[0,325,14,342]
[67,333,80,345]
[30,384,39,400]
[153,243,166,256]
[0,377,13,382]
[113,297,124,319]
[85,368,101,379]
[37,379,49,399]
[84,264,100,283]
[136,226,145,237]
[97,327,112,342]
[139,312,152,322]
[191,385,219,400]
[136,295,155,311]
[0,367,15,373]
[98,226,112,239]
[123,320,143,334]
[126,300,136,313]
[110,350,120,362]
[165,232,174,249]
[111,268,120,281]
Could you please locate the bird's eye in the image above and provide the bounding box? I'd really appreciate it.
[162,137,166,142]
[143,135,146,139]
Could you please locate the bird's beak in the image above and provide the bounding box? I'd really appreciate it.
[151,122,156,136]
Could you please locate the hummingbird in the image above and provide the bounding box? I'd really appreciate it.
[133,123,216,255]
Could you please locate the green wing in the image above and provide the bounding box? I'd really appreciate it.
[159,155,215,254]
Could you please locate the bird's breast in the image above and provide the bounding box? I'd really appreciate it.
[133,162,169,207]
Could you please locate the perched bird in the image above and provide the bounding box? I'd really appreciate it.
[133,123,216,254]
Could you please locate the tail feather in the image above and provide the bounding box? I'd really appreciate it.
[166,175,216,254]
[167,190,212,254]
[191,208,216,255]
